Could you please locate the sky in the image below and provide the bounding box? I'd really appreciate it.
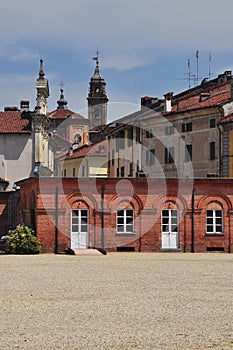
[1,0,233,121]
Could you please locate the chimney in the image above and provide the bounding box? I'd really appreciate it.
[4,106,19,111]
[141,96,159,109]
[20,100,30,112]
[163,92,173,113]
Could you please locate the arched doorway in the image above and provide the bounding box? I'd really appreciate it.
[71,208,89,249]
[161,206,179,249]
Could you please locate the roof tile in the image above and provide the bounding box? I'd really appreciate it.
[0,111,30,133]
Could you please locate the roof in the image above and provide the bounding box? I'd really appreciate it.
[219,113,233,124]
[0,177,9,184]
[64,140,107,160]
[49,109,76,120]
[49,109,87,125]
[171,80,231,112]
[105,71,233,133]
[0,111,31,134]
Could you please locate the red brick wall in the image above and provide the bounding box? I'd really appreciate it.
[0,192,10,235]
[17,177,233,253]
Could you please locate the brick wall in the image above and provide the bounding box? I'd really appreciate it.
[17,177,233,253]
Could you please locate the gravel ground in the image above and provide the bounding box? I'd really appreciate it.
[0,252,232,350]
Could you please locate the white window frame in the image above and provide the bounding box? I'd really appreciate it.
[116,209,134,234]
[71,209,89,234]
[206,209,223,234]
[162,209,178,233]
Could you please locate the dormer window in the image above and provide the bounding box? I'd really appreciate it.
[199,92,210,102]
[74,134,82,144]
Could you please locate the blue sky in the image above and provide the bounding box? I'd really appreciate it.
[1,0,233,121]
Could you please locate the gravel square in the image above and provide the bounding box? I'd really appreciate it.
[0,253,232,349]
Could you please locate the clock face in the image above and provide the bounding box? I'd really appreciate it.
[95,87,100,93]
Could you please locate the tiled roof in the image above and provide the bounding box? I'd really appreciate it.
[0,177,9,184]
[0,111,31,133]
[219,113,233,124]
[49,109,86,120]
[65,140,107,160]
[171,81,231,112]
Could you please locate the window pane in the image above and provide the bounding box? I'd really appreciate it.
[210,118,216,128]
[216,225,222,232]
[207,218,213,225]
[171,225,178,232]
[215,210,222,217]
[117,217,124,225]
[207,225,213,232]
[162,217,169,225]
[162,210,169,217]
[206,210,213,217]
[117,225,124,232]
[126,224,133,233]
[72,218,79,224]
[171,218,177,225]
[117,210,124,217]
[72,225,79,232]
[126,217,133,224]
[80,225,88,232]
[216,218,222,225]
[162,225,169,232]
[126,210,133,216]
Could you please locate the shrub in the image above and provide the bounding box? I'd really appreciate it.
[6,225,41,254]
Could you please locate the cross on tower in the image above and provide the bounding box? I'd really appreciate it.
[93,49,99,67]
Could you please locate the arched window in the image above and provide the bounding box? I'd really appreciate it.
[206,202,223,234]
[116,209,134,234]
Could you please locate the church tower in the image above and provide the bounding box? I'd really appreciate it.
[35,59,49,115]
[31,59,52,176]
[87,52,108,130]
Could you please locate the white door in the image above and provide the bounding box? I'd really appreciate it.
[71,209,88,249]
[161,209,179,249]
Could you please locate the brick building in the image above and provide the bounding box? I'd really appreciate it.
[17,177,233,254]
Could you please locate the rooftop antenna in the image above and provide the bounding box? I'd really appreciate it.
[179,59,196,89]
[187,59,195,89]
[195,50,199,85]
[208,53,213,80]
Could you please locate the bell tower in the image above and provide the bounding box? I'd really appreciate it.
[87,51,108,130]
[35,59,49,115]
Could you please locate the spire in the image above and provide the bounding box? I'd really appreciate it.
[35,59,49,115]
[39,59,45,79]
[91,49,104,81]
[87,50,108,130]
[57,88,68,110]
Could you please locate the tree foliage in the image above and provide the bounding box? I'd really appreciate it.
[6,225,41,254]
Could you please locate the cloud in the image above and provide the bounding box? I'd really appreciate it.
[103,54,152,72]
[9,47,38,62]
[1,0,233,113]
[0,73,35,110]
[1,0,233,55]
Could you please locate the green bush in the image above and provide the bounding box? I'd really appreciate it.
[6,225,41,254]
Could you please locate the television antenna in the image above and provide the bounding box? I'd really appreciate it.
[179,59,196,89]
[195,50,199,85]
[208,53,213,80]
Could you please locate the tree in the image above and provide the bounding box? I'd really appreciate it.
[6,225,41,254]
